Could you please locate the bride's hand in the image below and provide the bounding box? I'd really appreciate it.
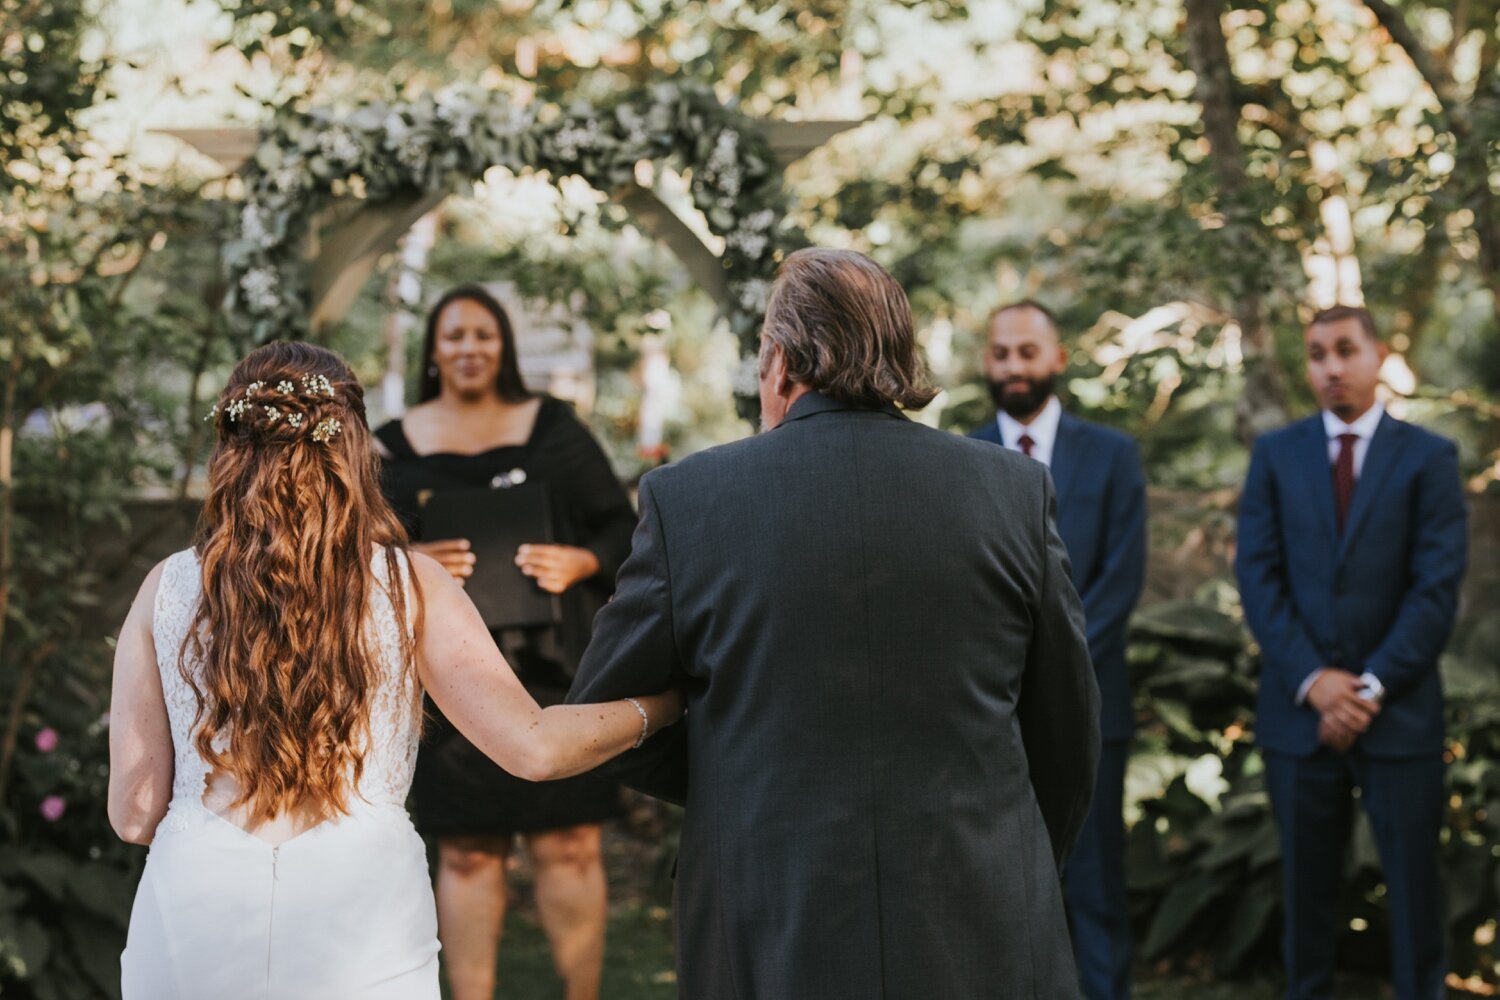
[636,688,684,739]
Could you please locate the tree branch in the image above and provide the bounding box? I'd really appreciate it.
[1362,0,1458,123]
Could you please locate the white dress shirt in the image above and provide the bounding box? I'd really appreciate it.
[1321,401,1385,478]
[997,396,1063,468]
[1297,400,1388,709]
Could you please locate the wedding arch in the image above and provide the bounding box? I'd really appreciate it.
[163,84,859,403]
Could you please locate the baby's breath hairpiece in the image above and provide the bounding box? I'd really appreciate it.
[310,417,343,443]
[205,371,344,443]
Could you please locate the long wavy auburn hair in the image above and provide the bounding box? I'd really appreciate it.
[184,341,419,824]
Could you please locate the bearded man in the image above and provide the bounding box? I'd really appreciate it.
[970,300,1148,1000]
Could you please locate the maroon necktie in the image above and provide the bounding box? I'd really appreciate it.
[1018,433,1036,458]
[1333,433,1358,532]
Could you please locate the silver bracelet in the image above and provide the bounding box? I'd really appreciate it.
[624,697,650,749]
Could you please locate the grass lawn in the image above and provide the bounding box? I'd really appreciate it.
[478,901,1359,998]
[445,821,1409,999]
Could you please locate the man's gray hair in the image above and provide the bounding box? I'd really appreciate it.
[760,248,938,411]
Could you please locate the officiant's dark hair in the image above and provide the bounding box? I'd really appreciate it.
[419,284,532,403]
[761,248,938,410]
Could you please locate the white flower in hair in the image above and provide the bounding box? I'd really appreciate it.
[247,381,265,394]
[265,406,282,423]
[287,413,305,429]
[226,398,251,422]
[301,374,335,396]
[276,380,294,394]
[311,417,343,443]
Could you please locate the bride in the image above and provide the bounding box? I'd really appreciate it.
[106,342,681,999]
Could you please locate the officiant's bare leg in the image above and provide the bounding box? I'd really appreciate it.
[435,835,510,1000]
[527,824,607,1000]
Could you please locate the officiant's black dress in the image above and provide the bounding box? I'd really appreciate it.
[376,396,636,835]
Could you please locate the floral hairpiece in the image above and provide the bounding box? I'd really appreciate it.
[206,372,343,443]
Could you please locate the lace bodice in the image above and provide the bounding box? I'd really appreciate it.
[151,547,421,832]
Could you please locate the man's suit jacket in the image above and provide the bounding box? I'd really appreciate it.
[971,412,1147,743]
[569,391,1099,999]
[1234,412,1468,758]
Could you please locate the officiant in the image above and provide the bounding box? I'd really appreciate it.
[375,284,636,1000]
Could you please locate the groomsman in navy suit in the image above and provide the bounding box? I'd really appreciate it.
[971,301,1147,1000]
[1235,305,1468,1000]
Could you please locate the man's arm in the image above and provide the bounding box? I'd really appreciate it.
[1234,437,1328,699]
[1362,439,1468,700]
[566,474,689,804]
[1077,436,1147,650]
[1017,470,1100,866]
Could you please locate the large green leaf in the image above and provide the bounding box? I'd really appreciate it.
[1195,818,1265,870]
[1131,600,1244,650]
[66,864,134,928]
[14,852,71,903]
[1217,874,1279,972]
[1142,869,1223,958]
[63,913,124,999]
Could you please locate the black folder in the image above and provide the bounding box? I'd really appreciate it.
[419,483,562,630]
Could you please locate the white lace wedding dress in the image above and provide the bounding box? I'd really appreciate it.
[120,548,440,999]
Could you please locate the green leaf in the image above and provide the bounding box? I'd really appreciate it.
[67,864,133,927]
[15,852,71,903]
[1152,699,1203,741]
[1217,875,1278,971]
[1194,818,1263,870]
[1142,869,1222,958]
[1131,600,1244,649]
[63,913,124,999]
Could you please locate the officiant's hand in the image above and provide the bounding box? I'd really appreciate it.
[516,544,599,594]
[411,539,476,586]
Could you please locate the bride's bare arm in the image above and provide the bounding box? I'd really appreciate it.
[108,561,175,846]
[411,552,681,781]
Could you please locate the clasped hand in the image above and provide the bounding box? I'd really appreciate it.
[1307,670,1379,753]
[408,538,600,595]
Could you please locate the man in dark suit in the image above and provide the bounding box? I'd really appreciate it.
[568,248,1099,999]
[1235,305,1468,1000]
[970,301,1147,1000]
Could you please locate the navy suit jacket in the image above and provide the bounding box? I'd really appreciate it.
[972,411,1148,742]
[1234,413,1468,758]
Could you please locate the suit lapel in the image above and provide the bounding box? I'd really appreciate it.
[1050,414,1086,505]
[1337,413,1404,562]
[1299,418,1340,552]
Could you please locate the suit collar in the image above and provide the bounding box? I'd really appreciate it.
[996,396,1063,460]
[779,390,904,427]
[1293,411,1408,560]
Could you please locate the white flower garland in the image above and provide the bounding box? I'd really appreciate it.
[223,84,796,414]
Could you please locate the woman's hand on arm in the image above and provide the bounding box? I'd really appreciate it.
[108,561,174,846]
[412,552,681,781]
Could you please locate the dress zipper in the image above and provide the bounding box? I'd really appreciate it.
[266,845,280,987]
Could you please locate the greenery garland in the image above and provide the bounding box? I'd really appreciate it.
[223,82,791,399]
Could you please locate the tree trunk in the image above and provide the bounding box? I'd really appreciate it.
[1183,0,1289,443]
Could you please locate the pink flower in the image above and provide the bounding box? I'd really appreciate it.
[34,728,58,753]
[40,796,66,822]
